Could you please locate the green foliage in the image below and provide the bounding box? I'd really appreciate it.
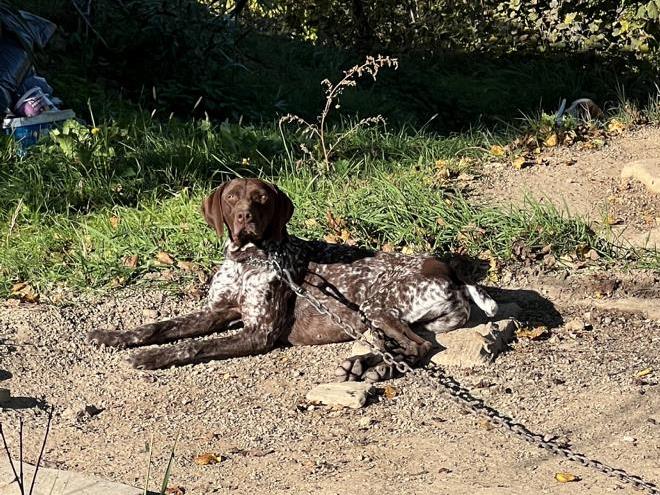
[248,0,660,62]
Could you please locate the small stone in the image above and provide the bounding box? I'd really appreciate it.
[648,415,659,425]
[358,416,375,429]
[84,405,104,417]
[564,318,588,332]
[142,309,159,320]
[429,317,518,368]
[622,435,636,443]
[306,382,374,409]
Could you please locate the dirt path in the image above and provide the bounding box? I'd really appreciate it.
[0,264,658,495]
[478,125,660,241]
[1,127,659,494]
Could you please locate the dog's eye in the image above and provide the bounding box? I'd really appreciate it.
[259,194,268,203]
[225,193,237,201]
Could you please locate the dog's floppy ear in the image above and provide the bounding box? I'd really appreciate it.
[265,183,294,241]
[202,183,228,238]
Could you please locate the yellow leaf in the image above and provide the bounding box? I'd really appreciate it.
[489,145,506,157]
[383,385,398,399]
[544,133,558,147]
[516,326,549,340]
[194,453,223,465]
[304,218,318,228]
[156,251,175,265]
[340,229,352,242]
[512,156,526,170]
[435,159,449,169]
[636,368,653,378]
[109,216,120,229]
[555,472,578,483]
[324,234,338,244]
[607,119,625,134]
[564,12,577,24]
[606,214,621,226]
[401,246,414,255]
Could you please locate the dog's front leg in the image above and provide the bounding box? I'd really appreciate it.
[128,277,291,369]
[88,305,241,348]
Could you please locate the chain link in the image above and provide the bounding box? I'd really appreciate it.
[255,258,658,494]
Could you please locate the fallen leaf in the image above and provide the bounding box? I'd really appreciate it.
[516,326,549,340]
[489,145,506,157]
[11,282,27,293]
[109,216,120,229]
[324,234,338,244]
[607,119,625,134]
[10,282,39,303]
[123,255,139,268]
[435,159,449,168]
[555,472,579,483]
[177,261,194,271]
[606,214,622,225]
[381,243,395,253]
[194,453,223,465]
[156,251,175,265]
[636,368,653,378]
[165,486,186,495]
[304,218,318,228]
[511,156,526,170]
[383,385,398,399]
[401,246,414,255]
[326,211,345,232]
[544,133,558,147]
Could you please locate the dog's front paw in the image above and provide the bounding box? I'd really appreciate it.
[88,329,131,348]
[126,348,172,370]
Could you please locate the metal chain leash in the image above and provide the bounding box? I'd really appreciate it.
[258,258,659,494]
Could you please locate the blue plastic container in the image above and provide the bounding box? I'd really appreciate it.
[2,109,75,153]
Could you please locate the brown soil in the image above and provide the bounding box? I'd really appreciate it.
[478,125,660,239]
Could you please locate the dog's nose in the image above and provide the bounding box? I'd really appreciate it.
[236,211,253,224]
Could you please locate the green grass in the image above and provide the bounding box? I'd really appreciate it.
[1,60,659,299]
[2,108,657,299]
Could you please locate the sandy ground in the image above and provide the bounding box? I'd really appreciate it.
[0,126,659,495]
[478,125,660,240]
[0,265,658,495]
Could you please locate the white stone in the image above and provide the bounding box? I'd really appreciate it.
[0,457,143,495]
[306,382,373,409]
[621,158,660,194]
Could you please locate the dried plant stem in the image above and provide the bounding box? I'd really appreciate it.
[279,55,398,172]
[29,407,54,495]
[0,423,22,493]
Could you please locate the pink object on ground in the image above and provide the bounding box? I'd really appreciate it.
[13,86,56,117]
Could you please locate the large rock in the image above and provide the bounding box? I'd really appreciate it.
[351,302,522,368]
[306,382,374,409]
[621,159,660,194]
[0,457,144,495]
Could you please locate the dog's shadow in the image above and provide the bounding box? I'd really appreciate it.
[443,253,564,329]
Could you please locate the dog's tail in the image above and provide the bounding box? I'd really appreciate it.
[464,284,498,317]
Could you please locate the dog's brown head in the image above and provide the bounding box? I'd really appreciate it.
[202,178,294,246]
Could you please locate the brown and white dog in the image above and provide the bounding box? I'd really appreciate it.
[88,178,498,381]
